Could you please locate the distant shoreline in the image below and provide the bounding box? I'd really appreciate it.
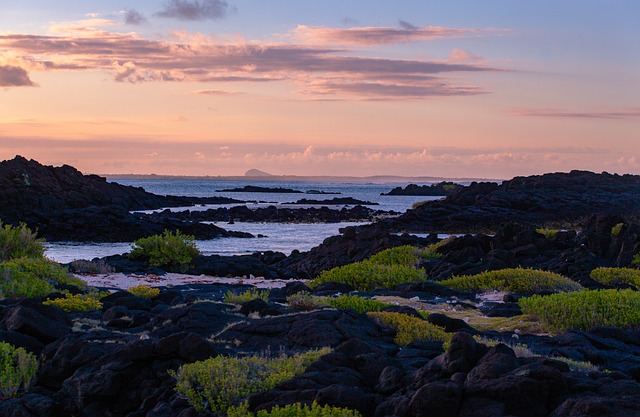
[104,173,500,184]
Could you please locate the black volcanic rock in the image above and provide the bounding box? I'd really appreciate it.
[0,156,248,241]
[217,185,304,193]
[381,181,464,196]
[285,197,378,206]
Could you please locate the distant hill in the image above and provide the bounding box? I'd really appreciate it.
[245,169,273,177]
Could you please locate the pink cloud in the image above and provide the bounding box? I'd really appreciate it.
[0,65,36,87]
[291,23,500,46]
[511,107,640,119]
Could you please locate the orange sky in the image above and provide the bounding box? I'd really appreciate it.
[1,1,639,177]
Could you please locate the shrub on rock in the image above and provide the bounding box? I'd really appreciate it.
[127,284,160,299]
[0,342,38,399]
[42,294,103,312]
[325,294,390,313]
[438,267,582,294]
[129,230,200,270]
[590,267,640,288]
[224,288,270,305]
[519,289,640,333]
[171,348,330,413]
[368,311,450,347]
[0,257,83,298]
[0,221,44,262]
[228,401,362,417]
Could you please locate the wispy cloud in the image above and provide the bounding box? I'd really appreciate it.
[191,89,241,95]
[156,0,235,21]
[512,107,640,119]
[0,65,36,87]
[291,22,505,46]
[0,20,503,99]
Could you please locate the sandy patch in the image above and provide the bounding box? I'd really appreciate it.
[76,273,299,290]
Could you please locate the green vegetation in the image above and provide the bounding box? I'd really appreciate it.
[0,257,84,298]
[70,259,115,274]
[43,293,103,312]
[0,221,44,262]
[130,230,200,270]
[127,284,160,299]
[0,342,39,399]
[287,292,325,311]
[172,348,330,413]
[438,268,583,294]
[325,294,390,313]
[311,262,427,292]
[536,228,559,239]
[590,267,640,287]
[519,289,640,333]
[368,311,451,347]
[611,223,624,237]
[224,288,270,305]
[632,253,640,267]
[228,402,362,417]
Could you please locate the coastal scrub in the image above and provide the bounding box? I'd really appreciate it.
[0,221,44,262]
[0,342,38,399]
[438,268,582,294]
[130,230,200,270]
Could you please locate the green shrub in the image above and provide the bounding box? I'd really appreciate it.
[127,284,160,299]
[224,288,270,305]
[611,223,624,237]
[326,295,390,313]
[43,293,103,312]
[0,342,38,399]
[228,401,362,417]
[369,245,425,266]
[130,230,200,270]
[519,289,640,333]
[368,311,451,347]
[590,267,640,287]
[70,259,114,274]
[536,228,559,239]
[0,257,84,298]
[438,268,582,294]
[171,348,330,413]
[0,222,44,262]
[311,262,427,292]
[632,253,640,267]
[287,292,325,311]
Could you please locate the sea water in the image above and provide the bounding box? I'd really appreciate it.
[44,179,442,262]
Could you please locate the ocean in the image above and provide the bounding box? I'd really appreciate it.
[44,179,442,263]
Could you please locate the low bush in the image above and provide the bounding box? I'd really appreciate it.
[438,268,582,294]
[590,267,640,288]
[70,259,115,274]
[368,311,450,347]
[130,230,200,270]
[228,401,362,417]
[326,294,390,313]
[171,348,330,413]
[611,223,624,237]
[0,257,84,298]
[287,292,325,311]
[634,253,640,267]
[224,288,270,305]
[536,228,559,239]
[369,245,425,266]
[127,284,160,299]
[0,342,39,399]
[43,293,103,312]
[311,262,427,292]
[519,289,640,333]
[0,221,44,262]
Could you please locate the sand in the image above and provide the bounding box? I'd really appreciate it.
[76,273,297,290]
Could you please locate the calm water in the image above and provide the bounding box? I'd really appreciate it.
[45,179,443,262]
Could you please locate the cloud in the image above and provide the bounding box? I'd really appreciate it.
[449,48,483,64]
[124,9,147,25]
[291,23,503,46]
[0,24,502,99]
[511,107,640,119]
[156,0,235,21]
[0,65,36,87]
[191,89,241,95]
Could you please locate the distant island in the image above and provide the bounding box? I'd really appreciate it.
[284,197,378,206]
[381,181,464,196]
[216,185,304,193]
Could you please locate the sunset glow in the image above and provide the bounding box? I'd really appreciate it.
[1,1,638,177]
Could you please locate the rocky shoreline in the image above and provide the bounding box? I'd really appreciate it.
[2,157,640,417]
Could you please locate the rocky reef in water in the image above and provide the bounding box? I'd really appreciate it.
[0,156,249,241]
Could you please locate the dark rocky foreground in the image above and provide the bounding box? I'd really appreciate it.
[1,282,639,417]
[0,156,248,242]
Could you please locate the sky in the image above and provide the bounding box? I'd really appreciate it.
[1,0,639,178]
